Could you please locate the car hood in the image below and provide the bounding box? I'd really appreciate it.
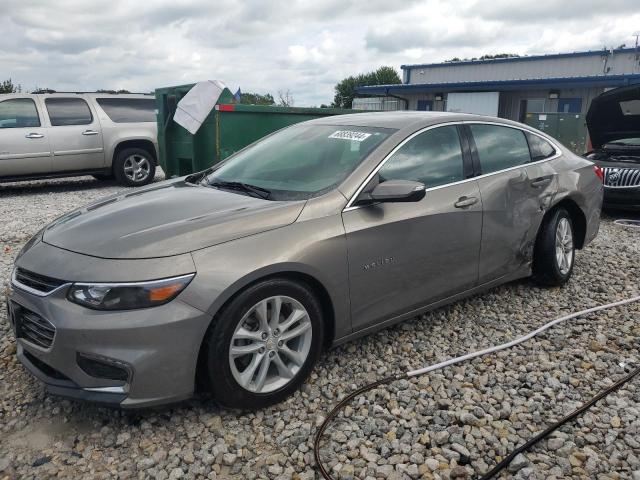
[586,85,640,149]
[42,179,306,259]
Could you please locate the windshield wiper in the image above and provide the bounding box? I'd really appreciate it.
[208,180,271,199]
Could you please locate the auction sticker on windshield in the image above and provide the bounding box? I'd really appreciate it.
[328,131,372,141]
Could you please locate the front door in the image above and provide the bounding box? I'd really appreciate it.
[43,96,105,172]
[0,97,51,177]
[343,125,482,332]
[466,123,558,283]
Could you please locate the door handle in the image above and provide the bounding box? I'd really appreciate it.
[82,130,99,136]
[530,177,552,188]
[25,132,44,139]
[454,196,478,208]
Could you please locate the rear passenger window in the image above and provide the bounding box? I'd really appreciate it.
[378,125,464,188]
[526,132,556,161]
[96,98,156,123]
[470,124,531,174]
[45,98,93,126]
[0,98,40,128]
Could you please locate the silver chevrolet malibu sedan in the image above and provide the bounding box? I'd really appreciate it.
[7,112,603,409]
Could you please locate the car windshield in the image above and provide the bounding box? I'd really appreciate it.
[203,124,394,200]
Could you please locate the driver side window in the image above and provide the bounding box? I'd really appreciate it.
[378,125,465,188]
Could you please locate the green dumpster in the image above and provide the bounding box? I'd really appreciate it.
[155,83,354,178]
[524,112,587,154]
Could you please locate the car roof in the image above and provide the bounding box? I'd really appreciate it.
[307,111,516,130]
[0,92,153,99]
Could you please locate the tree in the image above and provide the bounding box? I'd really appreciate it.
[332,66,401,109]
[445,53,520,63]
[96,89,131,94]
[277,89,294,107]
[1,78,20,94]
[239,92,275,105]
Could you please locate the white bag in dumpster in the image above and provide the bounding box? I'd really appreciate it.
[173,80,227,135]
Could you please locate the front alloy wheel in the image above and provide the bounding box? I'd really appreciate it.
[229,296,313,393]
[202,278,323,409]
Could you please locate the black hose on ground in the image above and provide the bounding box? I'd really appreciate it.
[313,374,407,480]
[314,365,640,480]
[313,295,640,479]
[478,363,640,479]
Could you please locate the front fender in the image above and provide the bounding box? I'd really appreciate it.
[182,214,351,340]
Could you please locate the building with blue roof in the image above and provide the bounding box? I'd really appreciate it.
[355,47,640,151]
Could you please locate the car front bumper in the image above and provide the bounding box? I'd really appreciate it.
[7,276,212,408]
[603,186,640,209]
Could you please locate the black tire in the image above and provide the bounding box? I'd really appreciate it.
[92,173,114,181]
[532,207,575,286]
[113,147,156,187]
[202,278,324,410]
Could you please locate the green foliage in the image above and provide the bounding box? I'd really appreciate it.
[240,92,275,105]
[445,53,520,63]
[96,89,132,94]
[1,78,20,94]
[332,66,401,109]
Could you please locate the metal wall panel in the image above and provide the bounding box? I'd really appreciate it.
[406,51,640,85]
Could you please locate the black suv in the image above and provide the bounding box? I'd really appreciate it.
[585,85,640,209]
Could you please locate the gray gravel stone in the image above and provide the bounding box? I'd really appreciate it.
[547,438,564,450]
[508,453,529,473]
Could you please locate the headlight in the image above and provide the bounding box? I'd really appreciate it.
[67,274,195,310]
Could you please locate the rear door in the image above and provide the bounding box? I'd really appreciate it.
[44,96,105,172]
[343,124,482,332]
[466,123,558,283]
[0,96,51,177]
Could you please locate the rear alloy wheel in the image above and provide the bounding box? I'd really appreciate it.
[113,147,156,186]
[533,207,575,286]
[202,278,323,409]
[555,217,574,275]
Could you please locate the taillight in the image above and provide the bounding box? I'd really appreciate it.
[593,165,604,182]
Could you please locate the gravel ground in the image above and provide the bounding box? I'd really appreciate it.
[1,175,639,480]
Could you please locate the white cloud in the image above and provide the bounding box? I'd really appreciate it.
[1,0,639,105]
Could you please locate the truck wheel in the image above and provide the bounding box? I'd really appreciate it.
[201,278,324,410]
[113,148,155,186]
[532,207,575,286]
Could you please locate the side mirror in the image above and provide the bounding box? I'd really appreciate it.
[364,179,426,203]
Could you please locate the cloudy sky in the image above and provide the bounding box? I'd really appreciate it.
[1,0,639,105]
